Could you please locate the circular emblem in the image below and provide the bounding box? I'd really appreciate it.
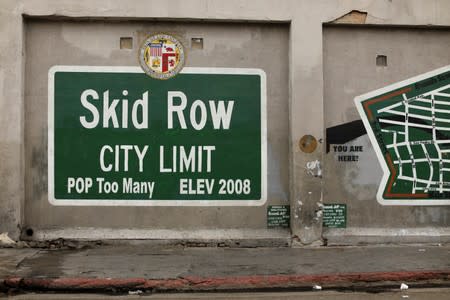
[138,34,185,80]
[299,134,318,153]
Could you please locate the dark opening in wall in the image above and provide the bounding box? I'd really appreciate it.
[191,37,203,49]
[25,228,34,237]
[120,37,133,49]
[376,55,387,67]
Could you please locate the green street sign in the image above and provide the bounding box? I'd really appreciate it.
[48,66,267,206]
[355,65,450,205]
[323,204,346,228]
[267,205,290,228]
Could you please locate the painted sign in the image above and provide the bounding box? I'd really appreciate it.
[355,65,450,205]
[138,34,185,80]
[267,205,290,228]
[48,66,266,206]
[322,204,346,228]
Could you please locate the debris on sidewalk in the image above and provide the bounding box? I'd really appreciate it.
[128,290,143,295]
[400,283,409,290]
[0,233,15,246]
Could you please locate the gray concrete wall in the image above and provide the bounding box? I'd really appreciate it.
[323,26,450,244]
[0,0,449,244]
[24,20,290,236]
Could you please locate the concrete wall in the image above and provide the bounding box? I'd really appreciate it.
[323,26,450,244]
[1,0,450,244]
[24,20,290,238]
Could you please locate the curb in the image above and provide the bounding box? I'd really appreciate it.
[3,270,450,292]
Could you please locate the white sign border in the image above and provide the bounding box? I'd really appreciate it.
[354,65,450,206]
[48,66,267,206]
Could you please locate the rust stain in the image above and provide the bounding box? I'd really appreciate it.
[299,135,318,153]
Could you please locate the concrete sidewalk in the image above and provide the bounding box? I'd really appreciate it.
[1,244,449,293]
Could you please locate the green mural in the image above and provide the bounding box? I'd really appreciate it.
[355,65,450,205]
[48,66,266,206]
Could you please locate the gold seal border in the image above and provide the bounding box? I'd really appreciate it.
[138,33,186,80]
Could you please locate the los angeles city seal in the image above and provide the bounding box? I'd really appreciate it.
[138,33,185,80]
